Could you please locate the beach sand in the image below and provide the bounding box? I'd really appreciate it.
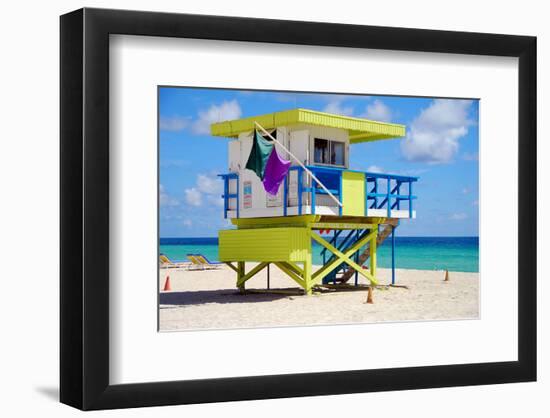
[159,264,479,331]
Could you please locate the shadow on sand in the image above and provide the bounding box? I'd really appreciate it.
[160,289,299,306]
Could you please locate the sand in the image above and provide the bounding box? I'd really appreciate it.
[159,264,479,331]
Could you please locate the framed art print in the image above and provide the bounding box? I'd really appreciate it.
[60,8,536,410]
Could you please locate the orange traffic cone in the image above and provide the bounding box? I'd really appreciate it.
[163,275,172,291]
[444,270,450,282]
[366,286,374,304]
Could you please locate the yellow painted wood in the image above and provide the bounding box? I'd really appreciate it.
[303,258,313,295]
[219,227,311,262]
[225,262,239,273]
[370,232,377,280]
[231,215,320,229]
[342,171,366,216]
[310,231,378,285]
[237,261,245,291]
[236,262,269,287]
[274,262,306,288]
[311,222,375,230]
[210,108,405,143]
[280,261,304,277]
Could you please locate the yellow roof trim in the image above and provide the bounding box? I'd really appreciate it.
[210,108,406,144]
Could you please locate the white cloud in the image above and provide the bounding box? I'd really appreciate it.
[184,187,202,207]
[192,100,242,135]
[198,174,224,207]
[183,174,224,208]
[363,99,392,122]
[462,187,470,194]
[159,116,190,132]
[197,174,222,195]
[400,99,474,164]
[450,212,468,221]
[182,219,193,227]
[159,184,179,207]
[366,165,384,173]
[323,101,354,116]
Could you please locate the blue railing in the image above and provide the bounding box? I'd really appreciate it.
[363,170,418,218]
[218,173,239,219]
[293,165,418,218]
[219,165,417,218]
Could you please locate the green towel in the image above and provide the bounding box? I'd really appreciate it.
[245,130,274,180]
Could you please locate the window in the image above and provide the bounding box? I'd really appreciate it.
[314,138,329,164]
[331,141,344,166]
[314,138,345,166]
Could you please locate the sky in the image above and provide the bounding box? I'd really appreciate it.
[159,87,479,237]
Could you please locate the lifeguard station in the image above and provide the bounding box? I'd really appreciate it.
[213,108,418,295]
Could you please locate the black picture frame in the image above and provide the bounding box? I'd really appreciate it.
[60,7,537,410]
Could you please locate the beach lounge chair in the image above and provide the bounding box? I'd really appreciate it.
[193,254,223,269]
[159,254,191,269]
[186,254,221,270]
[186,254,208,270]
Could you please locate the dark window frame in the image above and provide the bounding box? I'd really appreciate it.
[313,137,346,167]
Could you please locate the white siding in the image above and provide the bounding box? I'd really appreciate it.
[228,124,351,216]
[228,140,240,172]
[289,129,309,165]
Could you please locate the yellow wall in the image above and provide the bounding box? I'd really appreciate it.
[342,171,365,216]
[219,227,311,262]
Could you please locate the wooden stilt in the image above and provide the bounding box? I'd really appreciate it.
[303,258,313,295]
[237,261,245,294]
[366,286,374,304]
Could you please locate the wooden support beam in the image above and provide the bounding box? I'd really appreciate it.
[237,261,245,293]
[225,262,239,273]
[236,262,269,287]
[310,231,378,285]
[311,222,376,230]
[283,261,305,277]
[274,262,306,288]
[339,221,395,282]
[370,232,377,279]
[303,258,313,295]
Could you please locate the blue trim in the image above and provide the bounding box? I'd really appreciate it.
[223,176,228,219]
[354,229,360,286]
[218,173,239,219]
[236,175,240,218]
[283,175,288,216]
[339,172,343,216]
[364,179,369,216]
[386,178,391,217]
[218,166,417,219]
[311,178,316,215]
[298,168,303,215]
[391,225,396,285]
[373,178,378,209]
[409,181,413,218]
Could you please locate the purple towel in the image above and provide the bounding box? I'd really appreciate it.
[262,147,291,195]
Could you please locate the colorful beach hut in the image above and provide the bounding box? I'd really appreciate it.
[213,108,418,294]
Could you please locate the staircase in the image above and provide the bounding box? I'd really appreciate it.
[328,219,398,284]
[321,230,359,284]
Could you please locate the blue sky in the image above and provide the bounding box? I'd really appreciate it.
[159,87,479,237]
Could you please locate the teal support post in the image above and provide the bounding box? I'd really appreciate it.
[391,225,396,285]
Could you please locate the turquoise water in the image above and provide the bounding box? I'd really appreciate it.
[160,236,479,273]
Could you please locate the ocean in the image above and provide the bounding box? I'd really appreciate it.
[160,236,479,273]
